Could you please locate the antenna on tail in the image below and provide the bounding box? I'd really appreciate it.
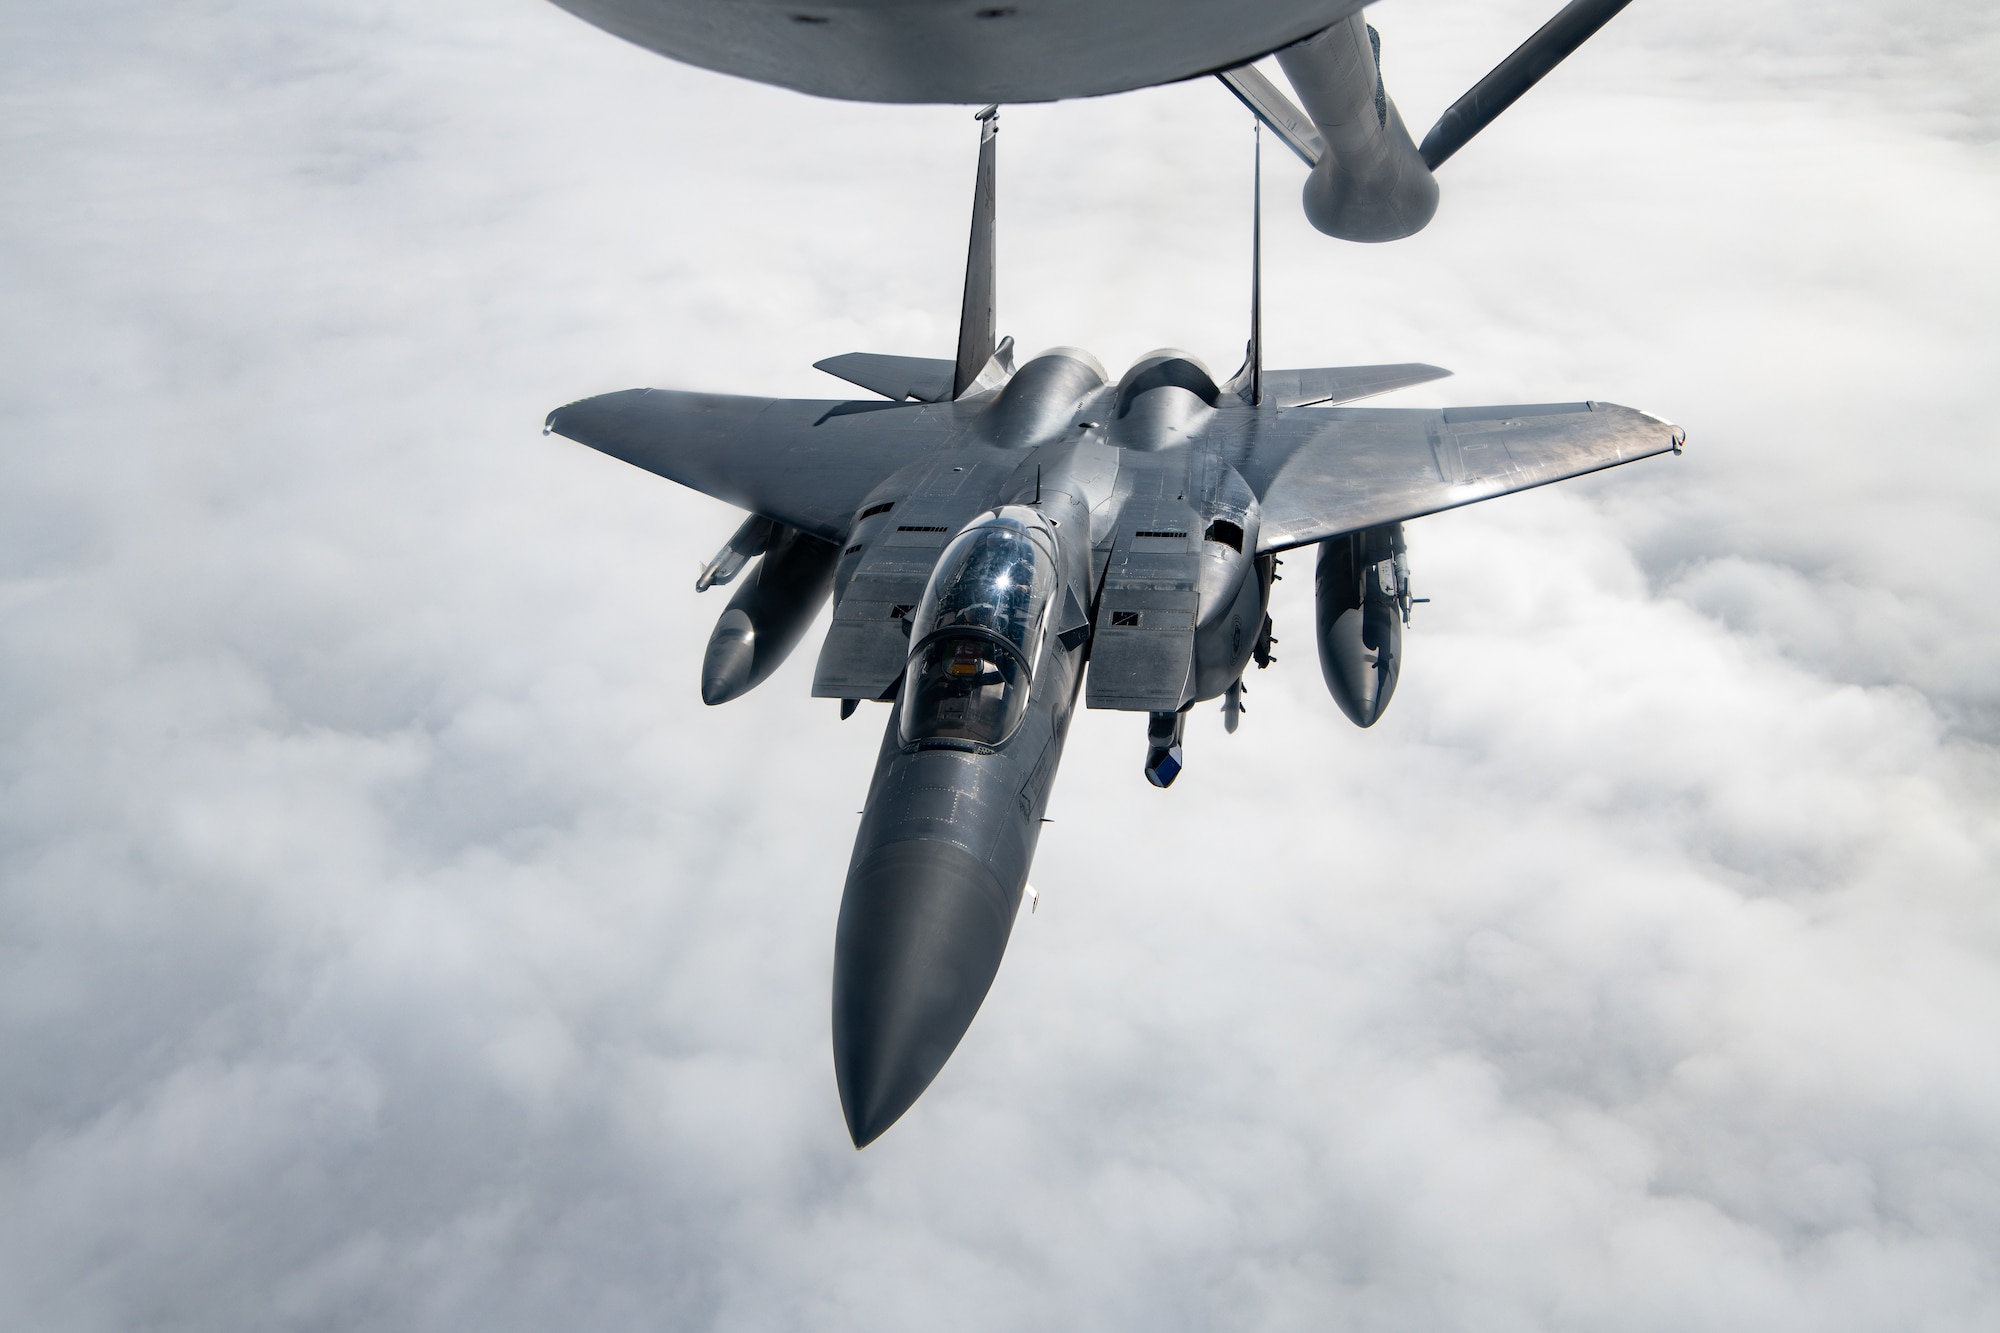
[1250,119,1263,408]
[1229,120,1265,406]
[953,106,1001,399]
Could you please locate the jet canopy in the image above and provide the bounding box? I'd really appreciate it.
[899,506,1060,748]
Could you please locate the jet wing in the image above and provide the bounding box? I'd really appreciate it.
[545,388,961,540]
[1241,401,1681,551]
[1261,362,1453,408]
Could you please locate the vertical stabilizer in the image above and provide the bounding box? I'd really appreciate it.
[1250,120,1263,408]
[953,106,999,400]
[1229,121,1265,406]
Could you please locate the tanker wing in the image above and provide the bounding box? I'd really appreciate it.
[1242,400,1683,552]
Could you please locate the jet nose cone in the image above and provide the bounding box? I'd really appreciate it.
[833,840,1018,1148]
[700,609,756,705]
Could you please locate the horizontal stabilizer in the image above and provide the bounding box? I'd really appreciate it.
[813,353,957,403]
[1264,363,1452,408]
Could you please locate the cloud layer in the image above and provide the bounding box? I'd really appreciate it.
[3,1,1997,1329]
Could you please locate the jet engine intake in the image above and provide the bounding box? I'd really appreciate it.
[1277,16,1439,242]
[1315,523,1408,727]
[700,523,839,705]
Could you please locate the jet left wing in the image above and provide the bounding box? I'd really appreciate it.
[545,388,964,540]
[1241,400,1681,551]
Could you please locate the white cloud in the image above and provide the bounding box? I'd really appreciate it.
[2,0,1998,1328]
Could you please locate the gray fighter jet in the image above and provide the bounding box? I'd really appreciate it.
[546,110,1681,1146]
[546,0,1639,241]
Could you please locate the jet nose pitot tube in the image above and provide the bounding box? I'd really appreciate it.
[698,522,839,705]
[1316,524,1410,727]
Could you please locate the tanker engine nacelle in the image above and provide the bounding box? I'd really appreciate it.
[1315,522,1411,727]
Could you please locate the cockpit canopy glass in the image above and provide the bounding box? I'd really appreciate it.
[899,634,1030,747]
[899,506,1059,747]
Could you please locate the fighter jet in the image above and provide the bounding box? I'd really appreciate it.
[545,110,1681,1146]
[545,0,1639,241]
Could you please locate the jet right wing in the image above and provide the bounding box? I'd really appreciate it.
[545,388,966,540]
[1240,400,1682,551]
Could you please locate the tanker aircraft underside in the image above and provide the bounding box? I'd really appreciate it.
[547,0,1642,243]
[546,110,1682,1146]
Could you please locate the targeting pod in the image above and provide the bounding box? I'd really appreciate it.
[1315,524,1410,727]
[700,522,839,705]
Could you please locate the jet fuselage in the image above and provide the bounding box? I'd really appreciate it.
[827,348,1273,1142]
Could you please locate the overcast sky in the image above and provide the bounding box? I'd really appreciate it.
[3,1,1999,1329]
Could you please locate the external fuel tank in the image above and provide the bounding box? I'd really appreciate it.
[1315,523,1408,727]
[699,523,840,705]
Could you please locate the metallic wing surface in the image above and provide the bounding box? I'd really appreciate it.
[545,388,1678,554]
[1238,400,1682,551]
[544,389,958,541]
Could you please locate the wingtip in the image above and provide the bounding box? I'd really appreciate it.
[1629,407,1687,453]
[543,400,592,439]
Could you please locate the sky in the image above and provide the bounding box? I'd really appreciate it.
[2,1,1998,1329]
